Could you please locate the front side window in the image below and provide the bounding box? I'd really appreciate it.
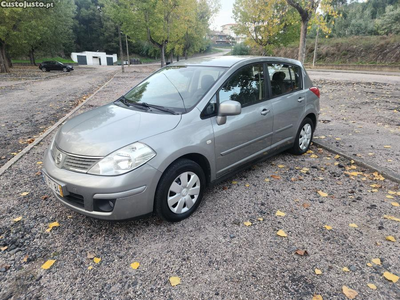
[219,63,265,107]
[122,66,226,113]
[267,63,302,97]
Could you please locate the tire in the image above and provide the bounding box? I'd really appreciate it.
[155,159,205,222]
[290,117,314,155]
[41,67,46,72]
[63,67,67,72]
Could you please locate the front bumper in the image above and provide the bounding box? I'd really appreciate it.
[42,148,162,220]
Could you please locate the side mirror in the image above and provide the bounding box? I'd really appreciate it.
[216,100,241,125]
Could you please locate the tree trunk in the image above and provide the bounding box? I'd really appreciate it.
[177,55,180,62]
[125,34,130,66]
[298,20,308,63]
[184,50,188,60]
[118,26,124,73]
[29,47,36,66]
[0,41,10,73]
[6,50,12,68]
[169,51,173,64]
[313,27,319,67]
[161,43,165,67]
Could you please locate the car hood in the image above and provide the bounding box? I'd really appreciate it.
[55,103,181,156]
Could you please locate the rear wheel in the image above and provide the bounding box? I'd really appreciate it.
[41,67,46,72]
[155,159,205,222]
[63,67,67,72]
[290,117,314,155]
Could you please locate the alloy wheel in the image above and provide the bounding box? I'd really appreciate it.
[299,123,312,151]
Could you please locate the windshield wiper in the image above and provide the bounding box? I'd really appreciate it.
[140,102,178,115]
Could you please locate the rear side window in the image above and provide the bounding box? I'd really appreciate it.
[267,63,302,97]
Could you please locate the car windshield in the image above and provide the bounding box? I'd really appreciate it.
[122,66,226,113]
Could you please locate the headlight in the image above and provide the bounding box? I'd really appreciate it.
[88,142,156,176]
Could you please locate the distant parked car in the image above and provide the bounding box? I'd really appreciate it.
[39,61,74,72]
[43,56,320,222]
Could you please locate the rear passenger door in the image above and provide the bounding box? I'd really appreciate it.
[267,63,305,147]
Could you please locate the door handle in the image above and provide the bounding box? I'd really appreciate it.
[298,97,305,103]
[261,108,270,115]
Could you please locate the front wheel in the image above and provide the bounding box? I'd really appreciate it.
[290,117,314,155]
[41,67,46,72]
[63,67,67,72]
[155,159,205,222]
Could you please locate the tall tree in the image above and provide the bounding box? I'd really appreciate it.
[286,0,321,63]
[234,0,299,55]
[0,8,22,72]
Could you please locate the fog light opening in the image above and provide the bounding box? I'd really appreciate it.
[94,199,116,212]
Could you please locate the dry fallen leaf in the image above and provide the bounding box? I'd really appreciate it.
[1,246,8,251]
[88,266,93,270]
[383,271,399,283]
[277,230,287,237]
[384,215,400,222]
[342,286,358,299]
[93,257,101,264]
[367,283,377,290]
[275,210,286,217]
[87,252,95,259]
[343,267,350,272]
[367,263,373,267]
[324,225,332,230]
[231,181,238,184]
[391,202,399,207]
[386,236,396,242]
[295,249,308,256]
[386,195,394,199]
[41,195,49,200]
[271,175,281,180]
[278,165,285,168]
[13,216,22,222]
[315,268,322,275]
[302,203,311,209]
[349,223,358,228]
[130,262,140,269]
[310,154,318,158]
[317,191,328,197]
[257,217,264,221]
[41,260,56,270]
[371,258,381,265]
[264,178,270,182]
[312,295,323,300]
[243,221,252,226]
[169,276,181,286]
[20,192,29,196]
[383,145,391,148]
[245,184,250,187]
[46,221,60,232]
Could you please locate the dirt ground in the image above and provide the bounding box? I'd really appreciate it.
[0,66,399,299]
[0,66,118,168]
[309,71,400,179]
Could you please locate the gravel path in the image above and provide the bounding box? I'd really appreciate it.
[309,72,400,179]
[1,67,399,299]
[0,66,118,168]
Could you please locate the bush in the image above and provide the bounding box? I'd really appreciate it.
[232,43,250,55]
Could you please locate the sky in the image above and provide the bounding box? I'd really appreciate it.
[211,0,235,31]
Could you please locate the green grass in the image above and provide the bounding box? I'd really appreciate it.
[12,56,75,64]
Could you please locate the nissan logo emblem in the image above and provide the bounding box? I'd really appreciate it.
[56,153,63,165]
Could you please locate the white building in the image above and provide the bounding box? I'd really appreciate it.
[221,24,246,44]
[70,51,117,66]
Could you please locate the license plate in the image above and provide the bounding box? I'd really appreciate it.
[43,173,64,197]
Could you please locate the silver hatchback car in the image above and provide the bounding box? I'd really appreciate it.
[43,56,320,222]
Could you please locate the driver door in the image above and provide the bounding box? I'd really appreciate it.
[211,63,274,177]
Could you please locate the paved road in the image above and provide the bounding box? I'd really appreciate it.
[0,66,118,167]
[309,70,400,180]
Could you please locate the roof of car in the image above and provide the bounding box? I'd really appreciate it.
[171,56,302,68]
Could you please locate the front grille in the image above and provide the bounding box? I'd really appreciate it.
[64,155,100,173]
[53,146,102,173]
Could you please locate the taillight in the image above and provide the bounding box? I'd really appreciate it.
[310,87,320,98]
